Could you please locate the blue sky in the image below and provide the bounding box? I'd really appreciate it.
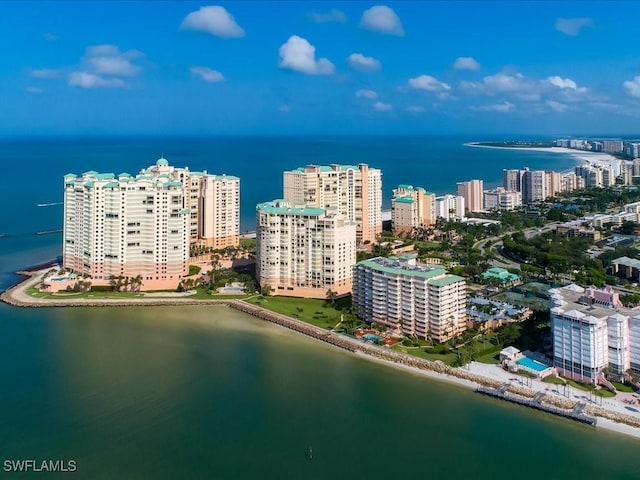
[3,1,640,135]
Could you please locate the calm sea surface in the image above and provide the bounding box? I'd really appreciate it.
[1,136,637,479]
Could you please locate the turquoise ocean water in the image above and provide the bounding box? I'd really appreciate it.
[2,136,637,479]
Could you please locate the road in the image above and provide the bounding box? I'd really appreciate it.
[473,222,561,270]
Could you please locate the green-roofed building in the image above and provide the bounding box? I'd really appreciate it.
[62,156,241,290]
[391,184,436,236]
[256,199,356,299]
[480,267,522,286]
[282,163,382,244]
[352,255,467,343]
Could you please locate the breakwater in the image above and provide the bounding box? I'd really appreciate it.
[477,385,597,426]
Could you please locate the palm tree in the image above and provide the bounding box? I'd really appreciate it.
[261,284,272,297]
[326,289,337,307]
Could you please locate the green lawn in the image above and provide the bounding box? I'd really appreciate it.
[244,295,347,329]
[27,285,142,299]
[392,346,458,366]
[612,381,637,393]
[562,378,615,396]
[476,352,500,364]
[542,375,566,385]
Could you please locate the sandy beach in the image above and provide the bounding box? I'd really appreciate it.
[465,142,623,175]
[3,267,640,440]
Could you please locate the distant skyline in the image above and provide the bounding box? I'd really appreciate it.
[4,1,640,135]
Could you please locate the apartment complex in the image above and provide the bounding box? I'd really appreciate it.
[391,184,435,235]
[283,164,382,243]
[352,255,467,343]
[551,284,640,383]
[63,158,240,290]
[63,159,190,290]
[522,169,547,203]
[435,194,465,220]
[255,200,356,298]
[176,169,240,249]
[483,188,522,211]
[457,179,484,212]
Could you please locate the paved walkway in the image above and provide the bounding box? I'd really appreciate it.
[468,361,640,420]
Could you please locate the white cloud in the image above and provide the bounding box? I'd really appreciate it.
[278,35,334,75]
[68,71,125,89]
[547,75,584,91]
[355,89,378,99]
[308,9,346,24]
[278,105,290,112]
[30,68,59,79]
[373,101,392,111]
[360,6,404,36]
[190,66,224,82]
[26,87,43,94]
[555,17,592,36]
[43,32,57,42]
[347,53,381,72]
[406,105,425,113]
[460,73,533,95]
[180,6,245,38]
[624,77,640,98]
[453,57,480,71]
[408,74,451,93]
[83,45,142,77]
[470,101,515,112]
[546,100,568,112]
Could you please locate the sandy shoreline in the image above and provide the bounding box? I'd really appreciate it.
[464,142,622,176]
[3,268,640,440]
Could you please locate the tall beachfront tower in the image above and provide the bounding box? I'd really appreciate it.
[550,284,640,384]
[352,255,467,343]
[283,164,382,244]
[63,159,190,290]
[174,169,240,249]
[456,179,484,213]
[63,158,240,290]
[255,200,356,298]
[391,184,435,235]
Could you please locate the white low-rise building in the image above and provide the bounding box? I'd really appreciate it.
[352,255,467,343]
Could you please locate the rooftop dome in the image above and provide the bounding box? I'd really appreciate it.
[156,157,169,167]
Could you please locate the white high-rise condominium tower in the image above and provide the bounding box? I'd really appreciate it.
[256,199,356,298]
[63,158,240,290]
[63,159,189,290]
[551,284,640,383]
[283,164,382,243]
[522,169,547,203]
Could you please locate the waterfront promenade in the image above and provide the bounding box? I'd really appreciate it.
[3,269,640,438]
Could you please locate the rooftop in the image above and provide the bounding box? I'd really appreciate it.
[550,284,636,321]
[257,200,327,216]
[356,256,464,284]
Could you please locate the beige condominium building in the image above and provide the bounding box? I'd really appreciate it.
[391,184,436,235]
[63,158,239,290]
[283,163,382,243]
[352,255,467,343]
[175,168,240,249]
[457,179,484,213]
[256,200,356,298]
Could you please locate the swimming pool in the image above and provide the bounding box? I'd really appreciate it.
[363,333,383,342]
[516,356,549,372]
